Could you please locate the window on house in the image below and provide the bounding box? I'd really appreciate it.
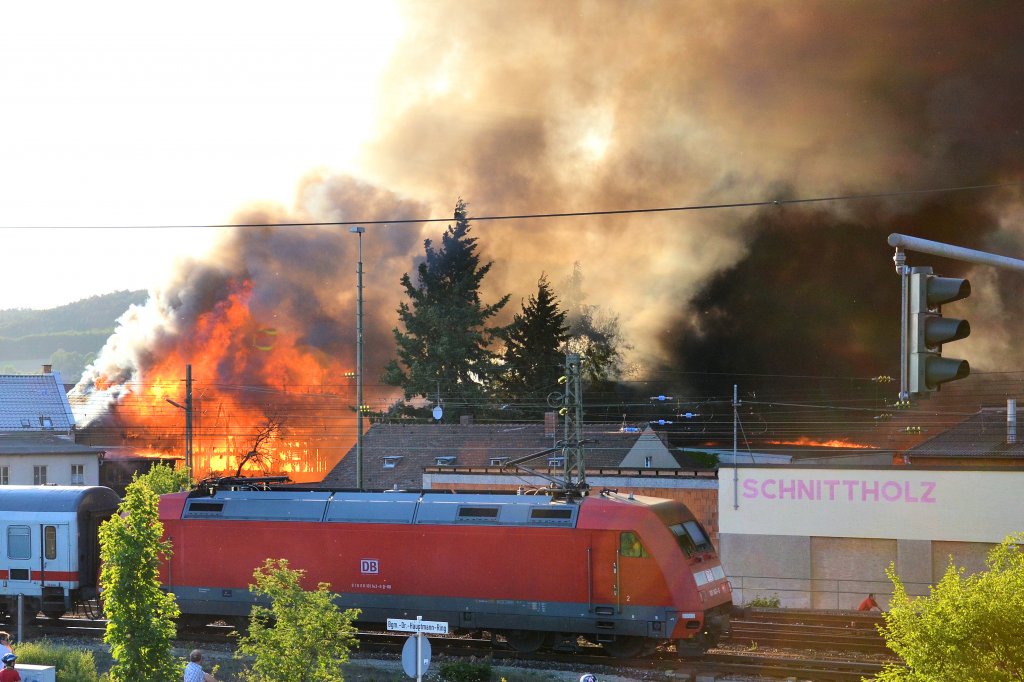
[644,456,653,468]
[71,464,85,485]
[0,465,8,485]
[434,456,456,466]
[33,465,47,485]
[7,526,30,559]
[547,456,565,468]
[382,456,402,469]
[39,416,53,429]
[489,457,509,466]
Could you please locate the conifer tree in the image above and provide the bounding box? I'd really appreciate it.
[383,199,509,411]
[500,275,569,415]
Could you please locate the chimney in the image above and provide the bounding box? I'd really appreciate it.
[544,411,557,438]
[1008,399,1017,445]
[460,414,474,426]
[42,364,52,374]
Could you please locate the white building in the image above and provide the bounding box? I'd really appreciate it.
[0,368,103,486]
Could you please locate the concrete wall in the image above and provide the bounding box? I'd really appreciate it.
[718,466,1016,609]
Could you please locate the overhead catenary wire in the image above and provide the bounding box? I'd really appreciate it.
[0,181,1017,229]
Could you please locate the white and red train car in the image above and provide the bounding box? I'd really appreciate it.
[0,486,120,620]
[159,484,732,656]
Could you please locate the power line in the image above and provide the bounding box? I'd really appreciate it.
[0,182,1017,229]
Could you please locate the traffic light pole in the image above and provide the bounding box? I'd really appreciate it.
[890,233,1024,400]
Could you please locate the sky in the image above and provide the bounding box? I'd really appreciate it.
[0,1,403,309]
[7,1,1024,391]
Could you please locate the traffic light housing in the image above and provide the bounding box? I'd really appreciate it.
[908,267,971,395]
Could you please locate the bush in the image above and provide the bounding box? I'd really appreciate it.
[9,639,101,682]
[746,594,781,608]
[437,659,492,682]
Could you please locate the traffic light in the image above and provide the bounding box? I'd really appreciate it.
[908,266,971,395]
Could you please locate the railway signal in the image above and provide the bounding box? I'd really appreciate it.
[907,266,971,395]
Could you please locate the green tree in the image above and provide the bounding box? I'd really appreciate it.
[499,275,569,416]
[878,532,1024,681]
[382,198,510,411]
[559,262,633,385]
[235,558,360,682]
[99,480,181,682]
[132,462,193,495]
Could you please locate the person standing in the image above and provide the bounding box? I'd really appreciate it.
[0,653,20,682]
[858,593,880,611]
[0,633,11,657]
[183,649,216,682]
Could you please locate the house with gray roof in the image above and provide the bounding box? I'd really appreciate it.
[0,366,104,485]
[900,399,1024,466]
[319,418,691,490]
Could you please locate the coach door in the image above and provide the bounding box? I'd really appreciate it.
[40,524,72,586]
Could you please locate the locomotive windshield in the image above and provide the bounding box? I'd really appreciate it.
[669,520,713,557]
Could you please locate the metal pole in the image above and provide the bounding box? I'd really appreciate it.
[350,226,365,490]
[415,616,424,682]
[185,364,193,474]
[893,250,910,400]
[732,384,739,510]
[888,233,1024,272]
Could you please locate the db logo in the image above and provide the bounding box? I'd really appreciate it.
[360,559,379,574]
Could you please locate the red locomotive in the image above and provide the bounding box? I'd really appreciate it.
[158,481,731,656]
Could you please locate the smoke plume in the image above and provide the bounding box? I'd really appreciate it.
[75,1,1024,468]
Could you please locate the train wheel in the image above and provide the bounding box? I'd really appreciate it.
[603,635,645,658]
[504,629,546,653]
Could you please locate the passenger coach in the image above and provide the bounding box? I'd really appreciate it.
[0,486,121,621]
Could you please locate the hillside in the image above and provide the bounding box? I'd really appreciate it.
[0,290,147,376]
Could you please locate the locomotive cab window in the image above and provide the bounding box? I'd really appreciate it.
[669,520,713,557]
[7,525,30,560]
[619,531,649,558]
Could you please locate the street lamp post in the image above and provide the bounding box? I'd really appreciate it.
[350,226,365,489]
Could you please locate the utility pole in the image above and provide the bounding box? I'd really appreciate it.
[562,353,585,487]
[350,226,365,489]
[166,364,194,476]
[185,364,193,474]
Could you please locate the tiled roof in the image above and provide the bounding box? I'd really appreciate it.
[320,422,652,489]
[907,407,1024,458]
[0,373,75,432]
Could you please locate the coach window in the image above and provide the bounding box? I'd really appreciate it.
[7,526,30,560]
[44,526,57,560]
[619,531,649,558]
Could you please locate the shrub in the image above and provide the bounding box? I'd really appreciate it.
[438,659,492,682]
[746,594,781,608]
[9,639,100,682]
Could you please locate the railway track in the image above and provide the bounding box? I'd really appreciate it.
[27,608,895,681]
[725,607,890,655]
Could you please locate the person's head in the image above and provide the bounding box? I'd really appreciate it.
[1,653,15,668]
[0,632,9,645]
[580,674,597,682]
[189,650,203,664]
[868,593,875,598]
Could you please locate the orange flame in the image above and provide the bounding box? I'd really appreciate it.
[81,280,357,482]
[767,437,872,449]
